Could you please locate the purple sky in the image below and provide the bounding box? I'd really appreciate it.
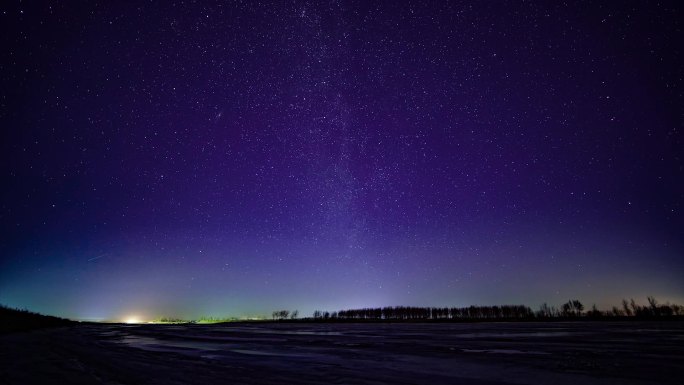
[1,1,682,321]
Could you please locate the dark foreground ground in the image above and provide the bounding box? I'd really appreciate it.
[1,321,682,384]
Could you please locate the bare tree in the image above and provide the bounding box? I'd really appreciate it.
[622,299,632,316]
[538,303,552,318]
[647,296,659,316]
[561,301,573,317]
[272,310,289,320]
[572,300,584,316]
[587,304,602,318]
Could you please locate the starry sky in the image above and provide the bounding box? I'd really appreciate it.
[1,1,682,322]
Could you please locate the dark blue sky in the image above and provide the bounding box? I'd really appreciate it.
[1,1,682,321]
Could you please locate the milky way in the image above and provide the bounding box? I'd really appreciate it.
[1,2,682,321]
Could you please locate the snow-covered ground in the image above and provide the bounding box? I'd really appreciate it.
[1,321,682,384]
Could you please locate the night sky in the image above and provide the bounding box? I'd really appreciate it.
[1,1,682,322]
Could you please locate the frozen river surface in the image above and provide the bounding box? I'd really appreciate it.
[1,321,683,384]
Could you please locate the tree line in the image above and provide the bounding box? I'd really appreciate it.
[312,305,534,321]
[308,297,683,321]
[1,304,75,332]
[272,310,299,320]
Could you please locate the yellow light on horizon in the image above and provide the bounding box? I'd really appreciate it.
[124,317,140,324]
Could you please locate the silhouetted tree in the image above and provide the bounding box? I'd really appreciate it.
[560,300,584,317]
[561,301,573,317]
[647,296,659,316]
[572,300,584,316]
[538,303,552,318]
[587,304,602,318]
[630,298,638,315]
[272,310,289,320]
